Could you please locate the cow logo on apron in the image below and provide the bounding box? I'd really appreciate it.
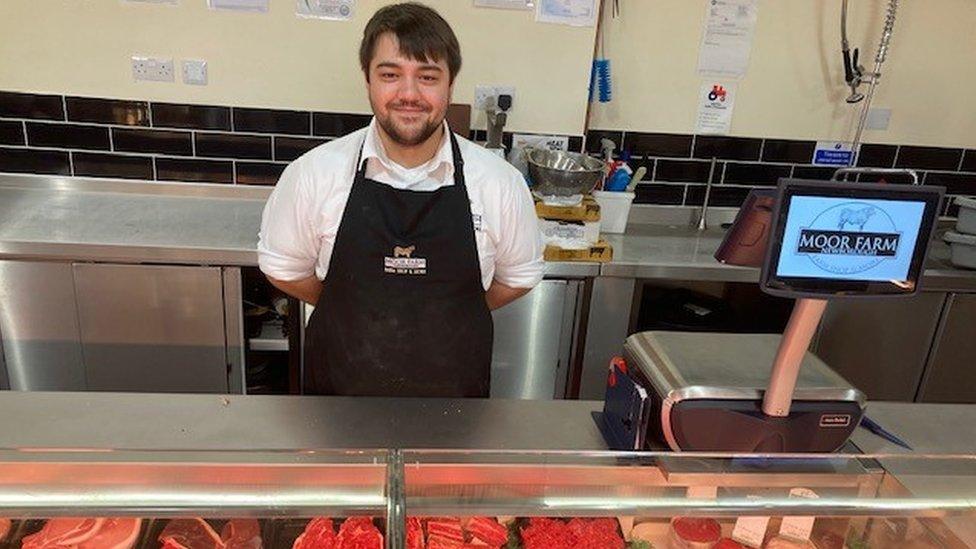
[384,244,427,275]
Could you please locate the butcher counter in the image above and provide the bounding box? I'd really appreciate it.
[2,173,976,404]
[0,392,975,548]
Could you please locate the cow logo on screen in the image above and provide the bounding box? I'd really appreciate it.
[797,202,901,275]
[384,245,427,276]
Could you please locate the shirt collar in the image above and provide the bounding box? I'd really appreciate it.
[360,118,455,181]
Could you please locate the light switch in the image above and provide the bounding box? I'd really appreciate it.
[182,60,208,86]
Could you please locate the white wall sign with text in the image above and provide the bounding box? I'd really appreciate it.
[695,82,737,135]
[697,0,759,78]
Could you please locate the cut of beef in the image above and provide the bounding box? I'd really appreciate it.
[22,518,107,548]
[292,518,336,549]
[334,518,382,549]
[220,519,262,549]
[78,518,141,549]
[465,517,508,547]
[159,519,225,549]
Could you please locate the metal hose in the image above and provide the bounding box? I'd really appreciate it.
[851,0,899,162]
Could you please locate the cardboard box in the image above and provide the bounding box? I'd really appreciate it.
[538,218,601,247]
[544,240,613,262]
[535,196,601,222]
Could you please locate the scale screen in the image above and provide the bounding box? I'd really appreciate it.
[761,179,943,298]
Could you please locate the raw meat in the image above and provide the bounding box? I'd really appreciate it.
[520,518,576,549]
[22,518,107,548]
[426,518,464,544]
[159,518,225,549]
[292,518,336,549]
[220,520,262,549]
[0,518,11,541]
[334,518,382,549]
[78,518,141,549]
[464,517,507,547]
[567,518,624,549]
[764,536,816,549]
[405,518,423,549]
[669,517,722,549]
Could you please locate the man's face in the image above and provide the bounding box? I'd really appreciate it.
[366,33,452,147]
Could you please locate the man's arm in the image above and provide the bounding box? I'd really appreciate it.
[267,275,323,306]
[486,280,531,310]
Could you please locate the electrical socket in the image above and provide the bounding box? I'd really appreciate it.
[132,56,175,82]
[182,59,208,86]
[474,85,516,110]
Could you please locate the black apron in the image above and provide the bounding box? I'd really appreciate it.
[303,129,493,397]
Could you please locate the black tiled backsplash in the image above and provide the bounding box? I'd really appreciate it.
[236,161,288,186]
[634,183,684,205]
[693,136,762,161]
[234,107,310,135]
[66,97,149,126]
[312,112,372,138]
[0,147,71,175]
[655,159,720,184]
[27,122,110,150]
[156,158,233,184]
[895,146,963,171]
[859,171,922,185]
[274,136,329,162]
[0,92,64,120]
[113,128,193,156]
[761,139,815,163]
[623,132,692,158]
[722,162,792,186]
[856,144,897,167]
[152,103,231,131]
[2,91,974,215]
[195,132,272,160]
[72,152,153,180]
[0,120,24,145]
[962,150,976,172]
[791,166,837,180]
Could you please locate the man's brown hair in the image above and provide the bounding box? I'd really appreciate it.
[359,2,462,83]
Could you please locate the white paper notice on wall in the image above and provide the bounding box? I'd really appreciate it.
[296,0,354,20]
[697,0,759,78]
[209,0,268,12]
[536,0,598,27]
[695,81,737,135]
[475,0,534,10]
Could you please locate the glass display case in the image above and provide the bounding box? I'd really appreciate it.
[0,448,974,548]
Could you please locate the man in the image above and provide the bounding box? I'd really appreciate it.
[258,2,544,398]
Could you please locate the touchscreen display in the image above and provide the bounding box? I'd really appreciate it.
[774,195,926,282]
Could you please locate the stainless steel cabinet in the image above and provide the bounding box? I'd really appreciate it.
[917,293,976,403]
[73,264,229,393]
[814,292,947,401]
[0,261,239,393]
[0,261,86,390]
[490,279,583,399]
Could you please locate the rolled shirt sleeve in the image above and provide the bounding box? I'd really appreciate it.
[257,161,321,281]
[491,168,545,289]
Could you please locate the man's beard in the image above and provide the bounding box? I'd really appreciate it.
[375,102,443,147]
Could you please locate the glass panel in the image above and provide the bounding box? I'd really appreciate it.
[0,448,391,549]
[402,451,976,548]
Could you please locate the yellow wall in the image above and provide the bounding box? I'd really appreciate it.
[0,0,596,135]
[589,0,976,148]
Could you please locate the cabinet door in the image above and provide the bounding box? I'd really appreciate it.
[0,261,86,390]
[815,292,946,401]
[73,264,228,393]
[918,293,976,403]
[490,280,574,400]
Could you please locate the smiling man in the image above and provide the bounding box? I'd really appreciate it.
[258,2,544,398]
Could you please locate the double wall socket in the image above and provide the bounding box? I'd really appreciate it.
[132,56,175,82]
[474,85,516,110]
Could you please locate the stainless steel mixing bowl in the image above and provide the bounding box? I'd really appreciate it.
[525,148,605,197]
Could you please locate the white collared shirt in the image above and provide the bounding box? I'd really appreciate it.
[258,118,545,290]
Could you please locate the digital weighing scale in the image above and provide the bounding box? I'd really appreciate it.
[606,177,944,452]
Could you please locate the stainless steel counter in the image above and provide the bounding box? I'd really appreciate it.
[0,174,599,277]
[0,390,967,455]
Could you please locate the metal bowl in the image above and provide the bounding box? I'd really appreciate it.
[525,148,605,197]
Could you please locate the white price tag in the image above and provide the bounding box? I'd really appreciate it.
[731,496,769,548]
[779,488,818,541]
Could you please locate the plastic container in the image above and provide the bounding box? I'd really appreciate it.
[955,196,976,235]
[591,190,635,234]
[945,230,976,269]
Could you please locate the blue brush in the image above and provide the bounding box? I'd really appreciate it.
[588,59,598,103]
[596,58,612,103]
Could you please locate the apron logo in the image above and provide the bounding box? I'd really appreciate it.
[385,245,427,275]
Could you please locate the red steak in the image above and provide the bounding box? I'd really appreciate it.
[220,519,261,549]
[465,517,508,547]
[159,518,225,549]
[292,518,336,549]
[23,518,107,548]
